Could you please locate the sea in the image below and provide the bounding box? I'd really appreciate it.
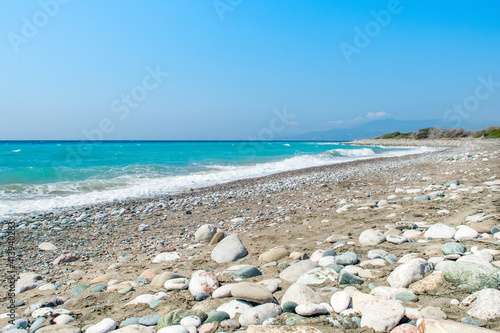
[0,141,436,219]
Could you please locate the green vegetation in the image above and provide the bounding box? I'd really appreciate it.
[376,126,500,140]
[379,131,404,139]
[415,127,431,140]
[474,128,500,138]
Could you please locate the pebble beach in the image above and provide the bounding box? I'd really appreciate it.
[1,139,500,333]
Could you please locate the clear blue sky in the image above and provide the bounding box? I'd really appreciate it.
[1,1,499,140]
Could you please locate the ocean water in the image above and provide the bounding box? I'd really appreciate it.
[0,141,435,218]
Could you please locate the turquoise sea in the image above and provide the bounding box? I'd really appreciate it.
[0,141,434,218]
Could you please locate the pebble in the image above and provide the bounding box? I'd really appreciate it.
[194,224,217,243]
[216,299,253,318]
[210,235,248,263]
[368,249,388,259]
[281,282,323,306]
[296,267,339,285]
[259,246,289,263]
[92,284,107,292]
[335,252,359,266]
[86,318,117,333]
[279,260,318,282]
[53,314,74,325]
[157,326,188,333]
[409,271,445,294]
[72,284,89,296]
[151,272,183,288]
[138,314,161,326]
[417,318,495,332]
[233,265,262,280]
[461,288,500,320]
[330,291,351,313]
[231,282,273,303]
[188,270,219,296]
[360,299,405,332]
[212,284,234,298]
[180,316,201,328]
[338,270,364,285]
[164,278,189,291]
[420,306,447,319]
[424,223,456,239]
[205,311,230,323]
[157,309,207,329]
[441,262,500,290]
[387,258,430,288]
[442,242,466,255]
[282,301,298,313]
[295,302,332,316]
[112,326,156,332]
[120,317,140,327]
[152,252,180,263]
[38,242,57,251]
[239,303,282,327]
[386,234,408,245]
[15,272,43,294]
[36,325,81,333]
[390,324,418,333]
[454,225,480,240]
[359,230,386,245]
[195,293,210,301]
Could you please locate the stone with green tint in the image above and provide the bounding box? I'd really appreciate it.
[335,252,359,266]
[396,291,418,302]
[282,302,298,313]
[458,284,476,292]
[442,242,466,255]
[286,316,305,325]
[233,266,262,280]
[205,311,230,323]
[157,309,208,329]
[118,286,134,294]
[338,270,363,285]
[461,317,483,326]
[325,264,343,273]
[72,284,89,296]
[92,284,106,292]
[149,300,164,308]
[442,262,500,290]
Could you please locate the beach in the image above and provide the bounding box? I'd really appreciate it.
[1,138,500,332]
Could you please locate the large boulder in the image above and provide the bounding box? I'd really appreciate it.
[387,258,430,288]
[211,235,248,263]
[279,260,318,282]
[441,262,500,290]
[194,224,217,243]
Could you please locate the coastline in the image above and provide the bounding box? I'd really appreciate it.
[3,142,452,222]
[1,138,500,332]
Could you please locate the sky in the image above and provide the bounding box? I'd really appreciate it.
[1,0,499,140]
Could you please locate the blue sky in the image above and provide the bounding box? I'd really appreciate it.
[1,1,499,140]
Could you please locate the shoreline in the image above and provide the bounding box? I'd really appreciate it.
[3,142,454,222]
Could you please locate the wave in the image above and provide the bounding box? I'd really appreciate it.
[0,146,441,218]
[326,148,376,157]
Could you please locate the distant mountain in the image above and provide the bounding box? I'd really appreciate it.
[282,118,500,141]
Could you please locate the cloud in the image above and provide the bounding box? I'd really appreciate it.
[289,121,299,126]
[366,111,390,120]
[327,120,345,125]
[327,111,391,127]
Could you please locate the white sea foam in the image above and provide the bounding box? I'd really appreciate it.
[0,146,442,218]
